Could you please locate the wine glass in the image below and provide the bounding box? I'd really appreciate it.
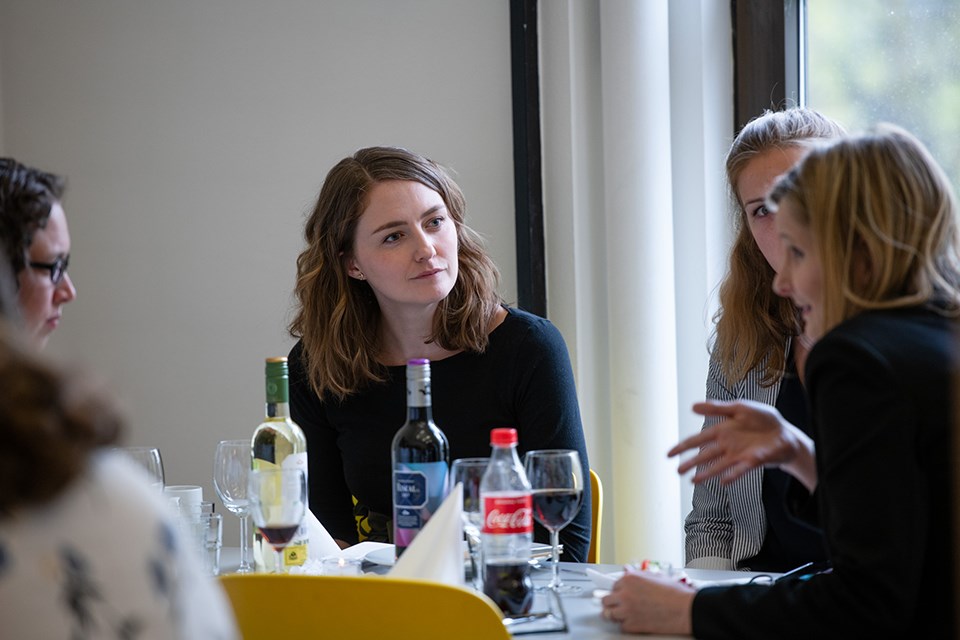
[248,467,307,575]
[524,449,584,595]
[451,457,489,590]
[213,440,254,574]
[117,446,165,492]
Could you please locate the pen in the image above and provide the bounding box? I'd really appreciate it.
[775,560,831,582]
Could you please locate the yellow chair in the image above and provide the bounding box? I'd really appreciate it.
[219,573,510,639]
[589,468,603,563]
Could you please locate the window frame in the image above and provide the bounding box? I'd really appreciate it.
[731,0,800,131]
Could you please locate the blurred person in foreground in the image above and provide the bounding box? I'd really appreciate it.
[0,158,77,348]
[288,146,591,560]
[0,255,238,638]
[602,125,958,637]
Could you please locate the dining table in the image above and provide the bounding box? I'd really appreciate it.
[218,548,778,639]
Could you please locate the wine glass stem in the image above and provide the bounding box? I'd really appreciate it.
[467,535,482,591]
[550,529,561,589]
[275,548,285,574]
[238,513,252,572]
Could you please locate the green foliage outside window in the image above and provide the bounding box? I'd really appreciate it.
[807,0,960,190]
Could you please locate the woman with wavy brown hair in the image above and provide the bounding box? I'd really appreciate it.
[0,253,237,638]
[288,146,591,561]
[685,108,845,572]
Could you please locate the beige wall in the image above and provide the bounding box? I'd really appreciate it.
[0,0,516,542]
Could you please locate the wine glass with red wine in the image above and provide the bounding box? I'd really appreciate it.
[524,449,584,595]
[247,467,307,574]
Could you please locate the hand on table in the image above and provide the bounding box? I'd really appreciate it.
[671,400,818,491]
[600,567,694,635]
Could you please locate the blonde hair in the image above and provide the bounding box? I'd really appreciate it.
[769,124,960,332]
[289,146,502,400]
[714,108,845,386]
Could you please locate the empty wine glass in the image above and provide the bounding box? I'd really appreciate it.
[248,467,307,575]
[213,440,254,574]
[524,449,584,595]
[451,457,489,590]
[117,446,164,492]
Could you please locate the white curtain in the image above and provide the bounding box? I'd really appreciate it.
[540,0,733,563]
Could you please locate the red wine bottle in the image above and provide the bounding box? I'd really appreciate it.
[391,359,450,558]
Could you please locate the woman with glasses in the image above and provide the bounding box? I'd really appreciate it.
[0,158,77,348]
[0,247,239,638]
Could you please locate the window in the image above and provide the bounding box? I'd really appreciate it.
[804,0,960,189]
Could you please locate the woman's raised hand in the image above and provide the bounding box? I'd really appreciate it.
[670,400,818,491]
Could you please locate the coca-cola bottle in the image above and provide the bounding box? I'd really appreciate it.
[480,428,534,615]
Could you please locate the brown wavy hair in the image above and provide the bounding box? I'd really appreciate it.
[0,323,123,515]
[769,124,960,331]
[714,109,845,386]
[289,146,502,400]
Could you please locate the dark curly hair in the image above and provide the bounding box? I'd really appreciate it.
[0,158,66,275]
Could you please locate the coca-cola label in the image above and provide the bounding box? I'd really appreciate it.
[483,494,533,534]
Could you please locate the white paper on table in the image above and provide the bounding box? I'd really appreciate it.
[306,509,343,559]
[388,482,465,587]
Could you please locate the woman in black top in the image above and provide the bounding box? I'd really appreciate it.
[602,125,959,637]
[288,146,591,561]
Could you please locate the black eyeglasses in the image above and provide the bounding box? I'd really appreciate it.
[29,254,70,285]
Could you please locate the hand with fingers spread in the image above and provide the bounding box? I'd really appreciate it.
[600,567,695,635]
[670,399,818,491]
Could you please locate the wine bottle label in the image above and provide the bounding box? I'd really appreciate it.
[283,543,307,566]
[406,377,431,408]
[281,451,308,475]
[392,461,449,548]
[483,494,533,534]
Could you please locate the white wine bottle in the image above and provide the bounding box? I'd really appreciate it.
[251,356,309,572]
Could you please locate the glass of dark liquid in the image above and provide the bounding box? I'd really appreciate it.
[524,450,584,594]
[484,561,534,614]
[248,467,307,574]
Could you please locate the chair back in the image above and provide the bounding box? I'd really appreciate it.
[219,573,510,639]
[589,468,603,563]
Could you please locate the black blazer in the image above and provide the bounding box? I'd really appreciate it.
[691,306,957,639]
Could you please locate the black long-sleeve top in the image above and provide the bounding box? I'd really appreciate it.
[289,307,592,562]
[691,306,956,638]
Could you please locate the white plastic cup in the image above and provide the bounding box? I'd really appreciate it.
[164,485,203,510]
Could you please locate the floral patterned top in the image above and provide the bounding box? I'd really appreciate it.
[0,451,238,639]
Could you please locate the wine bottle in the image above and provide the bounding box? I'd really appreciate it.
[391,358,450,558]
[251,356,309,573]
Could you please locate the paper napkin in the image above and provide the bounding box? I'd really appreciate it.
[306,509,343,559]
[388,482,465,586]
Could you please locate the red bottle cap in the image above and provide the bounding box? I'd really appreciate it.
[490,428,518,446]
